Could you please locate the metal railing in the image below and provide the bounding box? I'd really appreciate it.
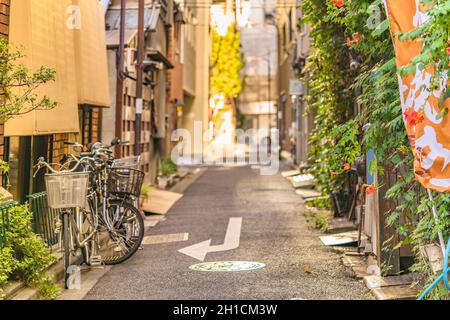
[28,192,60,247]
[0,194,62,248]
[0,201,18,248]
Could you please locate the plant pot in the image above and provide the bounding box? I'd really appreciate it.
[157,176,169,190]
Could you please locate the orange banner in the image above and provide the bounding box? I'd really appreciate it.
[384,0,450,192]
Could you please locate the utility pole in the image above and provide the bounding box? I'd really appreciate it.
[135,0,145,156]
[115,0,126,158]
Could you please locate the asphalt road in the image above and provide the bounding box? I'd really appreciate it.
[85,165,369,300]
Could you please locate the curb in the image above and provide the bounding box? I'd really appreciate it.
[341,253,419,300]
[169,167,207,194]
[7,252,83,300]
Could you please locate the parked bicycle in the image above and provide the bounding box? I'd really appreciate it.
[34,138,145,288]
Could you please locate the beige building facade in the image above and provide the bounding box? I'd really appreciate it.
[238,0,278,140]
[276,0,313,164]
[177,0,210,161]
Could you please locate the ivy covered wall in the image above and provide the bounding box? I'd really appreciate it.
[302,0,450,299]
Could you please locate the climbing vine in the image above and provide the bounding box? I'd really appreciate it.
[301,0,355,194]
[210,27,244,101]
[301,0,450,299]
[209,24,244,143]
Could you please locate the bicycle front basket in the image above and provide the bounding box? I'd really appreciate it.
[45,172,89,209]
[107,168,145,197]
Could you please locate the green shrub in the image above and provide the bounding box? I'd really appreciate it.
[37,275,60,300]
[7,205,58,283]
[0,204,59,299]
[314,216,329,232]
[0,247,15,298]
[305,210,331,232]
[305,197,332,210]
[161,158,177,177]
[141,184,151,199]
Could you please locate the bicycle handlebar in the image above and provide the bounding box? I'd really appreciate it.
[33,155,94,177]
[64,142,83,147]
[34,138,131,177]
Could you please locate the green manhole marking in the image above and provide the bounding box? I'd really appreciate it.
[189,261,266,272]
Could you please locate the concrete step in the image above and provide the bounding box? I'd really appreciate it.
[7,252,82,300]
[11,287,39,300]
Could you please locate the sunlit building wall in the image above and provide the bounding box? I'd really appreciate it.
[237,0,278,137]
[276,0,313,164]
[177,0,210,160]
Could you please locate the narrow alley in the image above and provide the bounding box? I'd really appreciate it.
[2,0,450,308]
[84,165,368,300]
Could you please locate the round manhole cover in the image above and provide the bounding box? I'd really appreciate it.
[189,261,266,272]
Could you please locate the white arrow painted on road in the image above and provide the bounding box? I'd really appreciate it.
[178,217,242,261]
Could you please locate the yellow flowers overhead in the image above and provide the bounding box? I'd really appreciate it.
[210,27,243,100]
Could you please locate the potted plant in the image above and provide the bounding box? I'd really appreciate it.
[156,158,178,189]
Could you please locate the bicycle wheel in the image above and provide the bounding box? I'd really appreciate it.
[99,200,144,265]
[62,212,71,289]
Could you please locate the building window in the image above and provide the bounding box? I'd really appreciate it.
[79,106,100,145]
[3,135,52,202]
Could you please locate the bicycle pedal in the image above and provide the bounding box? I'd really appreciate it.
[89,255,103,266]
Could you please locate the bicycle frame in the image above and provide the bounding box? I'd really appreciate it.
[59,191,99,265]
